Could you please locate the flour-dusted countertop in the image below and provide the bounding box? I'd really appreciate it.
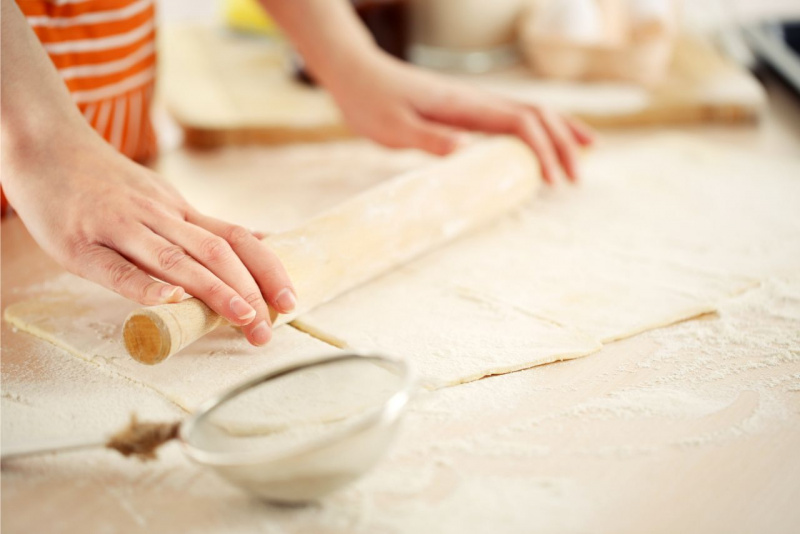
[2,75,800,533]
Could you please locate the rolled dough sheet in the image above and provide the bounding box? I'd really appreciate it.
[5,135,799,397]
[3,278,344,412]
[293,135,800,385]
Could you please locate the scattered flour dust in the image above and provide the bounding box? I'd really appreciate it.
[3,281,799,534]
[269,277,799,533]
[4,263,800,531]
[3,274,186,444]
[1,340,183,445]
[381,276,800,466]
[565,387,734,420]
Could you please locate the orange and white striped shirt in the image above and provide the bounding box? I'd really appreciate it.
[17,0,158,163]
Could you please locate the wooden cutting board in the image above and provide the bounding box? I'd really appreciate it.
[160,25,766,148]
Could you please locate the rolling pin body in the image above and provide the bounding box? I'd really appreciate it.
[123,137,540,364]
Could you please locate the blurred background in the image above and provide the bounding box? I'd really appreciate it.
[153,0,800,153]
[157,0,800,78]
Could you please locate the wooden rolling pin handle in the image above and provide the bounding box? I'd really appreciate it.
[123,298,227,365]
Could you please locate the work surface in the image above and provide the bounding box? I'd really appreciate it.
[3,77,800,533]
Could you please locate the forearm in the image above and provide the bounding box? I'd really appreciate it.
[257,0,384,88]
[1,0,95,171]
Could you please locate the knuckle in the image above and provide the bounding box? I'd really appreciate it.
[513,114,531,135]
[242,290,265,307]
[204,280,229,300]
[157,245,189,272]
[62,238,92,265]
[135,196,159,214]
[107,261,139,290]
[199,236,232,264]
[259,263,285,284]
[62,239,99,275]
[222,225,252,247]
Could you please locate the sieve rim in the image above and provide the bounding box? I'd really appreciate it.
[178,351,415,468]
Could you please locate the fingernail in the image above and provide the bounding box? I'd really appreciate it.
[251,320,271,346]
[275,288,297,313]
[230,296,257,323]
[160,286,183,303]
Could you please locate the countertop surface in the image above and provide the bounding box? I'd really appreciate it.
[2,72,800,533]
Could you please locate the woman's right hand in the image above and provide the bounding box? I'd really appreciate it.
[2,126,296,347]
[1,0,295,347]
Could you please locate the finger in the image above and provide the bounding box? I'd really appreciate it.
[151,216,275,345]
[418,90,520,136]
[117,226,267,339]
[416,87,595,177]
[73,245,185,306]
[188,212,297,318]
[399,114,466,156]
[535,108,580,182]
[516,114,561,184]
[416,91,564,182]
[564,115,595,147]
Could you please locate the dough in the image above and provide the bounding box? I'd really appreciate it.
[5,135,800,401]
[293,135,799,385]
[3,281,343,412]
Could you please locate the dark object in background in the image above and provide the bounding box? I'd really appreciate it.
[356,0,409,60]
[294,0,409,85]
[744,19,800,98]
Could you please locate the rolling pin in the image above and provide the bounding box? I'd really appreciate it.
[123,137,540,364]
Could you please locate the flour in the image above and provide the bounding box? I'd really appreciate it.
[564,387,735,420]
[1,339,183,445]
[4,260,799,533]
[3,272,346,412]
[368,276,800,474]
[296,135,797,385]
[9,135,800,394]
[4,135,800,532]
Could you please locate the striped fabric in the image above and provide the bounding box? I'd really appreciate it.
[18,0,158,162]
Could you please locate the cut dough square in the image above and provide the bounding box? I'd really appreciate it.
[293,264,602,388]
[4,276,343,411]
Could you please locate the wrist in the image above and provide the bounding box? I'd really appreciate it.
[306,33,384,87]
[1,107,101,201]
[315,44,399,106]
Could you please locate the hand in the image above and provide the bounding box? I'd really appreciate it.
[260,0,592,182]
[2,127,296,347]
[325,56,595,184]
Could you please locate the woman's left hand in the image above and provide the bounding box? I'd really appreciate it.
[324,55,595,184]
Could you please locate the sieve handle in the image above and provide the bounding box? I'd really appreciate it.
[1,436,106,461]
